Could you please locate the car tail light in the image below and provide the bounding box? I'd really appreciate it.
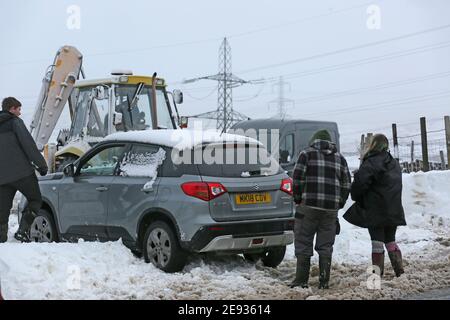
[181,182,227,201]
[280,178,293,195]
[209,226,225,231]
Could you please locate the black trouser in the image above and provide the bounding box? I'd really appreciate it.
[368,226,397,243]
[294,205,338,257]
[0,174,42,225]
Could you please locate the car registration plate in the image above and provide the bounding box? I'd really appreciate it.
[235,192,271,205]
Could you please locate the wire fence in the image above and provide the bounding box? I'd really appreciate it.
[395,138,447,172]
[360,116,450,173]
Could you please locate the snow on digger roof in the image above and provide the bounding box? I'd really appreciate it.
[104,129,262,149]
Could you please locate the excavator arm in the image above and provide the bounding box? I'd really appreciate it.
[30,45,83,151]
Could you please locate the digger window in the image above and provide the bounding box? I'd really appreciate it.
[71,88,91,138]
[114,85,174,131]
[71,86,110,138]
[88,96,109,137]
[155,90,173,129]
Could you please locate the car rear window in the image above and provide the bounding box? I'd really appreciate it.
[194,143,283,178]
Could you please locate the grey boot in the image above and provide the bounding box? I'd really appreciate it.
[388,250,404,277]
[318,256,332,289]
[289,255,310,288]
[371,252,385,277]
[371,240,385,277]
[0,223,8,243]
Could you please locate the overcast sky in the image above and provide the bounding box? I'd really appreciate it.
[1,0,449,151]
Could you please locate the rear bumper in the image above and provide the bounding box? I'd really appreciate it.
[183,218,295,252]
[199,231,294,253]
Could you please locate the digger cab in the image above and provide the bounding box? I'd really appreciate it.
[66,71,180,143]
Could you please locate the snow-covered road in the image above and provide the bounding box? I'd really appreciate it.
[0,170,449,300]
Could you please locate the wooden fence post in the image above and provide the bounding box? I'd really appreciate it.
[360,134,365,164]
[445,115,450,169]
[392,123,399,161]
[440,150,446,170]
[410,140,415,164]
[366,133,373,148]
[420,117,429,172]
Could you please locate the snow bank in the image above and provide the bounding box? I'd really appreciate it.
[0,170,449,300]
[402,171,450,229]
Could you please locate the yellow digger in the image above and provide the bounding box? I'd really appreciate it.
[30,45,185,172]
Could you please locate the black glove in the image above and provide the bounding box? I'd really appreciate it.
[39,168,48,176]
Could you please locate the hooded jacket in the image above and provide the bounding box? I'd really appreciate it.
[293,139,351,212]
[0,111,47,185]
[350,150,406,227]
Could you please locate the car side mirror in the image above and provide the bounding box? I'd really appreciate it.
[173,89,183,104]
[63,163,75,177]
[94,85,109,100]
[113,112,123,126]
[179,116,188,129]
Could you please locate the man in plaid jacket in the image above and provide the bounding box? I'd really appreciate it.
[290,129,351,289]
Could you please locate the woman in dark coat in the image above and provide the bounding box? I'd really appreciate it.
[346,134,406,277]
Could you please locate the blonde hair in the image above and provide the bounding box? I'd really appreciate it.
[363,134,389,159]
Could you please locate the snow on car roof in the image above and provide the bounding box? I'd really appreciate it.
[104,129,262,149]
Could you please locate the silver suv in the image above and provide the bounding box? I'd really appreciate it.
[29,130,294,272]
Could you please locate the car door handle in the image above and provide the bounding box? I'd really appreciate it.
[141,186,154,193]
[96,186,109,192]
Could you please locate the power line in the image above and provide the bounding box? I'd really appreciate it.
[238,68,450,112]
[340,115,446,137]
[267,41,450,82]
[173,40,450,91]
[302,90,450,117]
[290,70,450,105]
[184,85,218,100]
[234,82,267,102]
[237,23,450,74]
[0,1,383,68]
[227,0,384,39]
[17,65,450,113]
[0,37,222,68]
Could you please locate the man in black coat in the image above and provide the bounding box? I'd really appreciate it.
[0,97,48,243]
[347,134,406,277]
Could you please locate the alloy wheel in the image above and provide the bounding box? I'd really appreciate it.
[29,216,54,242]
[146,228,172,268]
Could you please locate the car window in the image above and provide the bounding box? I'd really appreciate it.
[119,144,166,178]
[79,145,126,176]
[195,143,283,178]
[161,147,199,177]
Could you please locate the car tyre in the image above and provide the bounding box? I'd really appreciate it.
[261,246,286,268]
[143,221,187,273]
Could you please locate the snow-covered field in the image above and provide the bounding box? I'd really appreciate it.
[0,170,449,300]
